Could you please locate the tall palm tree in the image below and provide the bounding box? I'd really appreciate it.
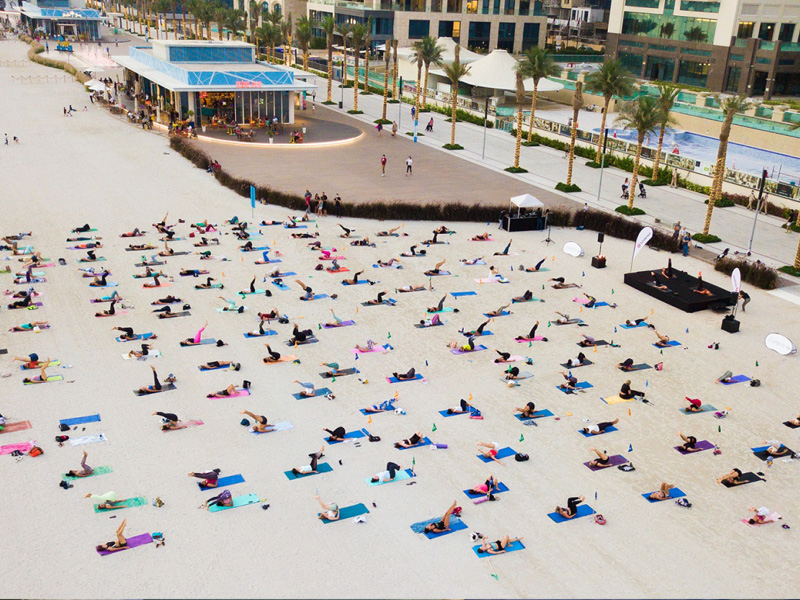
[362,16,373,93]
[517,46,559,143]
[213,3,226,40]
[255,23,271,58]
[702,95,750,235]
[247,0,259,44]
[443,45,470,148]
[615,95,661,210]
[511,66,526,170]
[349,23,368,111]
[419,35,444,107]
[565,81,583,187]
[392,39,398,101]
[335,22,352,86]
[295,16,312,71]
[652,83,680,179]
[320,15,335,102]
[381,38,391,120]
[410,39,424,114]
[224,9,246,41]
[280,13,293,65]
[585,59,635,161]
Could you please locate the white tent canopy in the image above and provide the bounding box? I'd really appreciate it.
[453,49,564,93]
[397,37,482,65]
[510,193,544,216]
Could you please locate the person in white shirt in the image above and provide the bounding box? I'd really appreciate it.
[370,462,403,483]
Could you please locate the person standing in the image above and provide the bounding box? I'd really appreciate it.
[672,221,681,240]
[334,194,342,218]
[426,117,433,132]
[406,155,412,176]
[391,121,397,137]
[682,230,691,257]
[381,154,387,177]
[738,289,750,312]
[670,169,678,188]
[3,133,7,145]
[304,190,311,214]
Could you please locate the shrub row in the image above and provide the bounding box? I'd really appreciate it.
[715,257,778,290]
[21,35,90,84]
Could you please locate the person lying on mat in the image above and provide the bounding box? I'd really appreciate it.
[617,358,636,371]
[468,475,499,498]
[654,330,671,347]
[549,277,580,289]
[323,309,348,328]
[423,231,441,246]
[350,238,374,247]
[200,489,233,511]
[67,451,94,478]
[343,270,370,286]
[423,500,459,534]
[142,275,166,289]
[263,344,283,364]
[324,426,346,442]
[485,303,510,317]
[504,366,521,380]
[136,266,164,279]
[477,442,506,465]
[95,299,120,317]
[515,402,537,418]
[88,272,111,288]
[290,324,313,345]
[433,226,453,235]
[693,275,713,296]
[377,258,401,267]
[377,226,402,237]
[355,340,376,353]
[461,256,485,265]
[493,240,512,256]
[189,468,220,488]
[683,397,702,412]
[578,334,597,348]
[22,357,52,384]
[746,506,773,525]
[85,490,127,510]
[8,290,34,308]
[715,370,734,383]
[125,343,153,359]
[181,268,209,277]
[448,336,477,352]
[717,468,746,486]
[763,440,790,456]
[127,243,154,251]
[363,399,396,413]
[319,362,342,377]
[207,384,243,398]
[193,237,219,247]
[371,462,404,483]
[12,353,41,369]
[477,535,524,554]
[512,290,534,303]
[399,284,426,293]
[581,293,597,308]
[96,518,128,552]
[514,321,544,342]
[583,419,619,436]
[566,352,588,368]
[394,431,424,449]
[446,399,472,414]
[647,273,669,292]
[554,312,573,324]
[392,368,416,381]
[620,380,645,400]
[315,493,339,521]
[295,279,315,301]
[557,371,579,393]
[678,432,701,452]
[555,496,584,519]
[424,260,446,277]
[241,410,272,432]
[587,447,614,468]
[152,295,181,305]
[200,360,239,371]
[152,411,184,430]
[158,241,175,257]
[291,232,319,239]
[292,380,316,397]
[10,321,49,332]
[625,317,653,328]
[788,414,800,427]
[494,350,514,363]
[648,482,676,501]
[180,321,208,346]
[520,258,547,272]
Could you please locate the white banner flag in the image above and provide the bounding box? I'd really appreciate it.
[731,268,741,293]
[633,226,653,260]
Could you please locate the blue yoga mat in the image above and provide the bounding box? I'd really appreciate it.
[284,462,333,480]
[451,291,477,297]
[285,225,307,229]
[422,517,467,538]
[341,280,370,286]
[578,425,618,437]
[463,482,509,499]
[654,340,682,347]
[319,503,369,523]
[619,322,647,329]
[641,487,686,503]
[271,281,289,290]
[472,540,525,557]
[301,294,329,301]
[116,333,155,342]
[60,414,101,427]
[386,374,424,383]
[592,302,610,308]
[397,436,433,450]
[438,407,480,417]
[199,474,245,490]
[680,405,716,414]
[358,405,394,415]
[270,272,296,278]
[292,387,333,400]
[327,429,368,444]
[477,447,516,462]
[483,311,510,317]
[514,409,554,420]
[556,381,593,393]
[547,504,594,523]
[721,375,750,385]
[244,331,277,338]
[208,493,260,512]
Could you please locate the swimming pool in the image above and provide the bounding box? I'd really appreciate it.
[596,128,800,183]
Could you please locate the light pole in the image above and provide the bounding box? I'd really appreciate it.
[481,98,489,160]
[398,76,403,130]
[747,168,768,254]
[594,128,609,205]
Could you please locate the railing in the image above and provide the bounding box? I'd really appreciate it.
[551,54,604,63]
[781,42,800,52]
[760,40,775,51]
[734,37,748,48]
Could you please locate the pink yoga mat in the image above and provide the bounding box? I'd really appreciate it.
[0,441,34,455]
[674,440,715,454]
[97,533,153,556]
[515,336,545,342]
[0,421,32,434]
[208,390,250,398]
[351,346,388,354]
[573,297,590,304]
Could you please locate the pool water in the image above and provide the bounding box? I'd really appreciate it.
[597,128,800,183]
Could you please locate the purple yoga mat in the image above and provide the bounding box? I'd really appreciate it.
[323,320,355,329]
[674,440,715,454]
[583,454,628,471]
[96,533,153,556]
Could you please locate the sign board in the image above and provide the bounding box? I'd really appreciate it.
[563,241,584,257]
[765,333,796,356]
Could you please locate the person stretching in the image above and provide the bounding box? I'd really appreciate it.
[493,240,512,256]
[514,402,538,418]
[188,469,220,488]
[66,451,94,477]
[555,496,584,519]
[654,330,670,347]
[295,279,314,301]
[467,475,499,498]
[363,399,396,413]
[620,380,645,400]
[180,321,208,346]
[315,494,339,521]
[582,419,619,435]
[625,317,653,328]
[137,365,163,394]
[85,490,127,510]
[477,442,505,465]
[424,260,446,277]
[566,352,587,368]
[22,358,53,384]
[587,447,613,468]
[370,462,404,483]
[678,432,700,452]
[96,518,128,552]
[394,431,424,448]
[290,323,313,345]
[263,344,283,363]
[717,468,746,486]
[512,290,534,303]
[400,245,426,257]
[95,300,118,317]
[477,535,524,554]
[392,368,416,381]
[520,258,546,272]
[617,358,635,371]
[557,371,579,393]
[683,397,702,412]
[241,410,272,432]
[485,303,510,317]
[292,380,316,397]
[152,411,184,430]
[343,270,367,286]
[200,489,233,511]
[648,482,676,501]
[324,426,346,442]
[515,321,544,342]
[446,399,472,414]
[494,350,514,363]
[423,500,458,534]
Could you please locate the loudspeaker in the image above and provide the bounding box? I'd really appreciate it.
[721,317,740,333]
[597,232,605,243]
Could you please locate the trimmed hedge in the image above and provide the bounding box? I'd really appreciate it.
[506,166,529,173]
[615,205,645,216]
[21,35,90,84]
[778,265,800,277]
[715,257,778,290]
[692,233,721,243]
[556,182,581,192]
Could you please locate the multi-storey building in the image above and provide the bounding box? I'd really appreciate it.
[606,0,800,98]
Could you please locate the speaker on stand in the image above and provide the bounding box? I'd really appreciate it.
[542,227,554,246]
[592,232,606,269]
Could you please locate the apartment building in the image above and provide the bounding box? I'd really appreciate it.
[545,0,610,45]
[606,0,800,98]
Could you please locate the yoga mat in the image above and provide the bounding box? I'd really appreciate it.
[680,405,716,414]
[741,511,782,527]
[547,504,594,523]
[514,409,554,421]
[592,302,611,308]
[352,345,390,354]
[208,389,250,398]
[92,282,119,288]
[472,540,525,557]
[397,436,433,450]
[319,503,370,523]
[262,355,298,364]
[421,517,468,538]
[301,294,329,301]
[327,429,368,444]
[515,336,545,343]
[8,301,43,309]
[414,322,444,329]
[133,383,177,396]
[358,405,395,415]
[721,375,751,385]
[428,307,457,314]
[70,433,107,446]
[1,441,34,455]
[271,281,290,290]
[584,455,628,471]
[361,299,396,307]
[292,387,333,399]
[268,272,296,278]
[284,462,333,480]
[579,425,618,437]
[439,407,480,417]
[428,271,451,276]
[238,289,266,295]
[198,363,237,371]
[24,375,63,384]
[620,322,647,329]
[96,533,152,556]
[373,264,403,269]
[556,381,593,393]
[474,277,509,283]
[244,331,277,338]
[477,447,516,462]
[13,277,45,284]
[208,493,260,512]
[116,333,155,342]
[341,280,370,286]
[181,338,217,346]
[0,420,32,433]
[365,469,415,486]
[251,421,294,435]
[451,345,487,355]
[93,496,148,513]
[60,414,100,427]
[217,306,247,313]
[642,487,686,503]
[654,340,682,347]
[163,420,204,430]
[199,474,245,490]
[451,291,477,297]
[327,267,350,273]
[783,421,800,429]
[621,363,652,371]
[322,320,355,329]
[722,472,764,487]
[576,340,608,347]
[320,368,359,378]
[675,440,715,454]
[471,330,493,336]
[463,482,510,499]
[752,447,794,461]
[285,225,307,229]
[121,350,161,360]
[483,311,511,317]
[553,319,583,325]
[560,360,594,368]
[386,374,424,383]
[505,371,534,380]
[63,465,113,481]
[495,355,523,363]
[284,337,319,347]
[80,257,107,262]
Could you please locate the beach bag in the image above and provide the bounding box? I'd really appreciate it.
[368,435,381,442]
[55,435,69,443]
[655,362,663,371]
[750,379,761,387]
[59,423,70,432]
[514,453,529,462]
[29,446,43,457]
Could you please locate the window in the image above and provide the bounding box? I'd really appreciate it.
[493,0,500,14]
[758,22,775,41]
[519,0,530,16]
[737,21,753,38]
[677,59,709,87]
[725,66,741,93]
[431,0,442,10]
[682,48,711,56]
[645,55,675,81]
[447,0,462,13]
[730,53,743,61]
[504,0,515,15]
[497,22,515,51]
[679,0,719,12]
[648,43,676,51]
[625,0,659,6]
[408,19,429,38]
[466,0,478,13]
[778,23,795,43]
[439,20,461,41]
[482,0,490,13]
[522,22,540,51]
[619,51,643,74]
[621,11,715,43]
[468,22,491,50]
[756,57,771,64]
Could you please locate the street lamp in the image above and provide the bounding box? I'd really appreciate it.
[747,168,769,254]
[594,127,609,205]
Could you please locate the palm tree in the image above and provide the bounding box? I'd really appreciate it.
[392,39,398,101]
[280,13,293,65]
[702,95,750,235]
[255,23,270,58]
[349,23,368,111]
[418,35,444,107]
[510,69,526,169]
[295,16,312,71]
[381,38,391,120]
[651,83,680,180]
[565,81,583,187]
[225,9,246,41]
[443,45,470,148]
[517,46,559,143]
[335,22,352,86]
[614,95,661,210]
[320,15,335,102]
[585,59,635,161]
[410,40,424,114]
[213,3,226,40]
[247,0,259,44]
[362,17,373,93]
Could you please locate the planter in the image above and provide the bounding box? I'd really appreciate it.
[591,256,606,269]
[202,125,206,133]
[269,137,274,144]
[302,126,306,134]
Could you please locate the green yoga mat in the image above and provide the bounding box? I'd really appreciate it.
[319,503,370,523]
[93,496,147,513]
[24,375,63,384]
[63,465,113,481]
[209,493,260,512]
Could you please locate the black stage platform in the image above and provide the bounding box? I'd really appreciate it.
[624,268,735,313]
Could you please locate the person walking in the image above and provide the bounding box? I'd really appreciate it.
[380,154,387,177]
[426,117,433,132]
[682,229,691,257]
[376,122,383,136]
[406,155,412,176]
[670,169,678,188]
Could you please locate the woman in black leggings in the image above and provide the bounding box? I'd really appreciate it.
[392,367,416,381]
[188,468,220,487]
[556,495,584,519]
[137,366,162,394]
[114,326,136,340]
[324,426,346,442]
[366,291,387,305]
[619,380,644,399]
[263,344,282,363]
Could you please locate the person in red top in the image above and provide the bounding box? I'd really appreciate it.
[380,154,387,177]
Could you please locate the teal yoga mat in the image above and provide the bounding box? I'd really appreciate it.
[284,462,333,480]
[472,540,525,557]
[319,503,369,523]
[208,493,260,512]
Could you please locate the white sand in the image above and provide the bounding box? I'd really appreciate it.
[2,38,800,599]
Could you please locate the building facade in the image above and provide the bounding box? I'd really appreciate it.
[606,0,800,98]
[18,0,103,39]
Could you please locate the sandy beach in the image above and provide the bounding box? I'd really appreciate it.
[2,36,800,599]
